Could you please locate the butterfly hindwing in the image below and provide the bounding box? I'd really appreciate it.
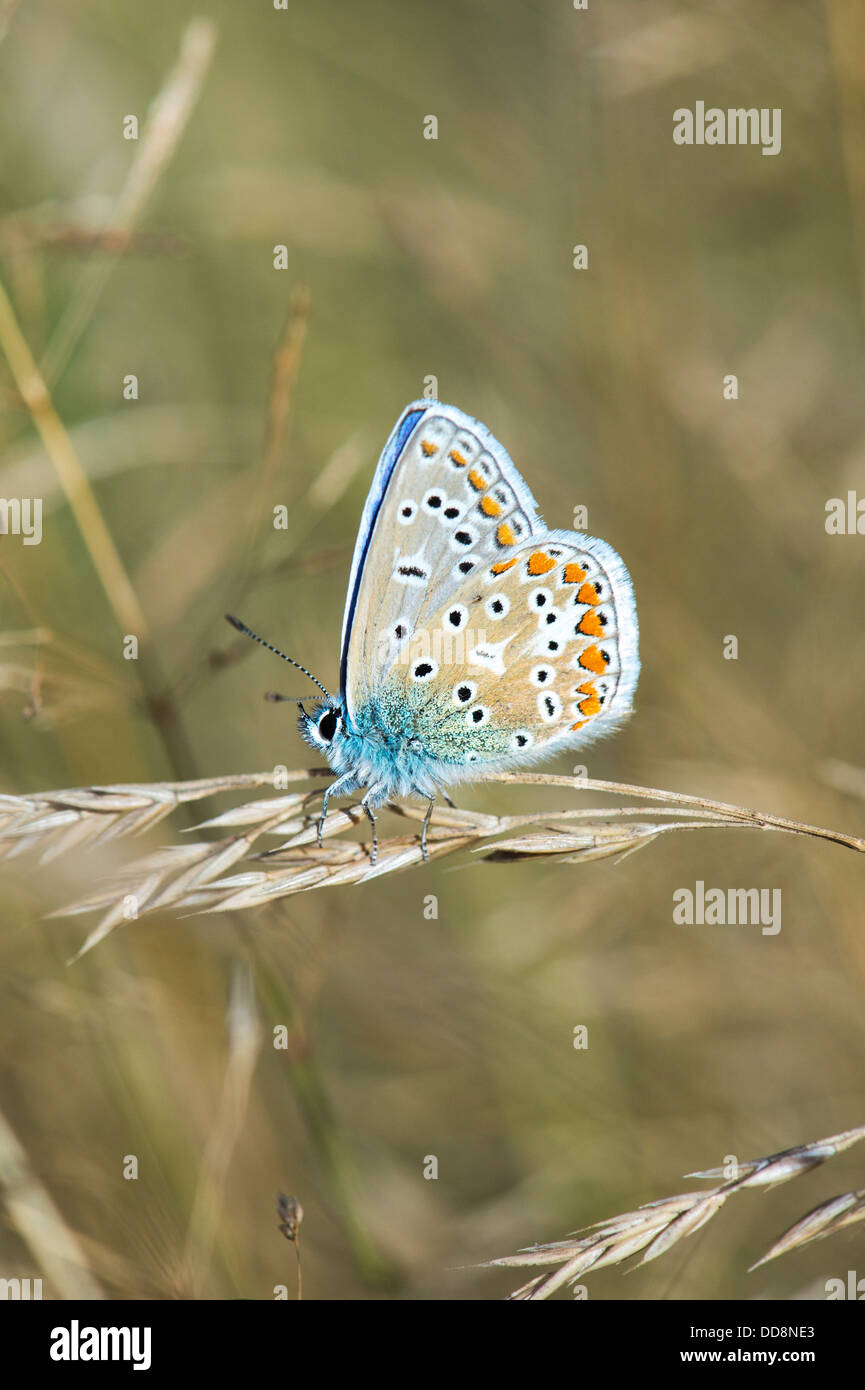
[377,530,639,774]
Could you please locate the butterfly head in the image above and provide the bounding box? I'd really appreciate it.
[297,699,344,752]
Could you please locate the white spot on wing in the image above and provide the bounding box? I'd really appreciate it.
[538,690,562,723]
[467,635,514,675]
[394,545,429,586]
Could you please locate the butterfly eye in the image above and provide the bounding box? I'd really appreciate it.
[318,709,339,741]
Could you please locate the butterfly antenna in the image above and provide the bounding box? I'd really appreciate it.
[225,614,332,699]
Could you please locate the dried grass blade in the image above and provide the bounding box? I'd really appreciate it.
[750,1190,865,1269]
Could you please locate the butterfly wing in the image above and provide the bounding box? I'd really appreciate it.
[341,401,543,720]
[341,402,639,778]
[378,529,640,776]
[339,402,430,694]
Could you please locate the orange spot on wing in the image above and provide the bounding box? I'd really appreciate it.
[578,645,608,674]
[577,582,600,606]
[578,695,602,717]
[562,563,587,584]
[578,611,604,637]
[570,719,589,731]
[449,448,467,466]
[576,681,597,697]
[480,495,502,517]
[467,468,487,491]
[420,439,437,457]
[491,558,517,574]
[528,551,556,576]
[495,522,516,547]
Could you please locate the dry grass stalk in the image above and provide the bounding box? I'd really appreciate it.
[484,1125,865,1299]
[751,1187,865,1269]
[229,283,312,602]
[0,275,150,638]
[182,964,262,1296]
[39,17,218,386]
[0,20,218,640]
[0,768,862,961]
[277,1194,304,1300]
[0,1102,105,1299]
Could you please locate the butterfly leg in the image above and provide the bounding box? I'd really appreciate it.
[318,772,356,848]
[419,793,436,862]
[358,789,379,865]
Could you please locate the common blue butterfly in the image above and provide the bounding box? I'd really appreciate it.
[228,400,640,861]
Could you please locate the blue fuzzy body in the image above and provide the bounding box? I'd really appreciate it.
[300,685,468,806]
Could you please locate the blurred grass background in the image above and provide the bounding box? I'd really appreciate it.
[1,0,864,1299]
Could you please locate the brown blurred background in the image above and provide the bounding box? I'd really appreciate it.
[1,0,864,1299]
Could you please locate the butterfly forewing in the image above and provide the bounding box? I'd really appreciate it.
[342,403,542,718]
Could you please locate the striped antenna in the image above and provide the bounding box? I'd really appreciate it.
[225,614,332,699]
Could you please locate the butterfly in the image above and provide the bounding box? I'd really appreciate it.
[227,400,639,862]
